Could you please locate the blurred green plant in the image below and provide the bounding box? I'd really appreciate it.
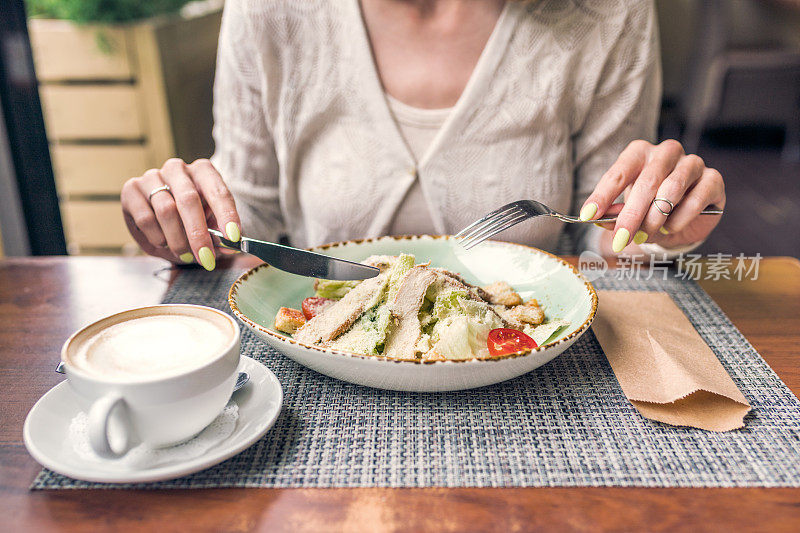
[26,0,192,23]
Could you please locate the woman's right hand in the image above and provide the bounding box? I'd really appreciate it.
[121,158,241,271]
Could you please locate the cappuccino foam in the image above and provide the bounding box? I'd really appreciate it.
[70,314,230,381]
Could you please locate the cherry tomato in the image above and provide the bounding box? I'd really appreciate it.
[487,328,537,356]
[301,297,335,320]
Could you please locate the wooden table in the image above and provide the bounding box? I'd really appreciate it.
[1,255,799,532]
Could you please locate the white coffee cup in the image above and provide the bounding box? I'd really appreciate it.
[61,304,241,458]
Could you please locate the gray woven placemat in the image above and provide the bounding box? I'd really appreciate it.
[32,266,800,489]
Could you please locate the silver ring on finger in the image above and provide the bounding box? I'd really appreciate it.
[148,184,172,202]
[652,197,675,216]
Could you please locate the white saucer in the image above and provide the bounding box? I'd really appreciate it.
[23,356,282,484]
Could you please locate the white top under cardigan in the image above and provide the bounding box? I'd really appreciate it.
[386,94,448,236]
[210,0,662,253]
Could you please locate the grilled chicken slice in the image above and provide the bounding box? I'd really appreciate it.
[294,274,387,344]
[384,266,439,359]
[430,267,490,301]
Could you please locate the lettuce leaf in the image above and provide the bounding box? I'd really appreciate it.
[329,304,392,355]
[431,288,469,319]
[523,320,571,346]
[385,253,416,303]
[430,287,503,328]
[314,279,361,299]
[427,316,492,359]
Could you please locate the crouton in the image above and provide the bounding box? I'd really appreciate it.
[481,281,523,306]
[275,307,306,334]
[506,300,545,326]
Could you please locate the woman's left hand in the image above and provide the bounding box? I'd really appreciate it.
[580,139,725,253]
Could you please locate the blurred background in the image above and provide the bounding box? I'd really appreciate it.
[0,0,798,258]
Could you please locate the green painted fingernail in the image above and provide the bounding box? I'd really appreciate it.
[179,252,194,264]
[198,247,215,271]
[612,228,630,253]
[633,230,649,245]
[225,221,241,242]
[659,226,670,235]
[579,203,598,221]
[593,223,606,229]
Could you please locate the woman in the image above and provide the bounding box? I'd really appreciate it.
[121,0,724,271]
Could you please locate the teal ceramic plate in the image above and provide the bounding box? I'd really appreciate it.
[229,235,597,391]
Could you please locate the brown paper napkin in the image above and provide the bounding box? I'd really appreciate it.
[591,290,751,432]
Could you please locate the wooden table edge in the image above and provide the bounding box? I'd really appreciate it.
[1,254,798,532]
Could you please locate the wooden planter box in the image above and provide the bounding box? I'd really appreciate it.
[28,8,222,254]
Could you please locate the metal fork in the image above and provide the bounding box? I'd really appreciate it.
[455,200,723,250]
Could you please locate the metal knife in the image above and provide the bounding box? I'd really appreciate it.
[208,229,380,280]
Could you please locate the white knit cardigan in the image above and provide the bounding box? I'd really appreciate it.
[210,0,661,252]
